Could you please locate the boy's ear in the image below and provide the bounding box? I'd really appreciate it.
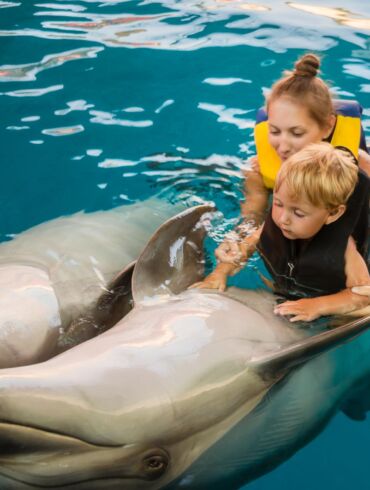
[325,204,346,225]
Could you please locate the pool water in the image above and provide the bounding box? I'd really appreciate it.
[1,0,370,488]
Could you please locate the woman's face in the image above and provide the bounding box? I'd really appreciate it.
[268,97,334,162]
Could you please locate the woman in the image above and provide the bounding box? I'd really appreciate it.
[217,53,370,265]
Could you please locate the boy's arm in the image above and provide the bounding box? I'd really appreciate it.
[275,238,370,322]
[274,289,370,322]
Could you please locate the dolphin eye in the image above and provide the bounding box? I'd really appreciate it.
[143,450,169,479]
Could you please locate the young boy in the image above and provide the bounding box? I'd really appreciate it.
[194,143,370,322]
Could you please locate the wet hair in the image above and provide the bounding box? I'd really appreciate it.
[274,142,358,210]
[267,53,334,129]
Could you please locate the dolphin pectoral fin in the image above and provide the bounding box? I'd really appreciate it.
[250,314,370,377]
[132,204,215,303]
[341,376,370,421]
[58,262,136,353]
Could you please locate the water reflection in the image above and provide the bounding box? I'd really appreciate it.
[0,1,20,7]
[89,109,153,128]
[1,1,369,52]
[288,3,370,30]
[198,102,254,129]
[203,77,252,86]
[42,125,85,136]
[96,151,247,209]
[1,84,63,97]
[0,47,102,82]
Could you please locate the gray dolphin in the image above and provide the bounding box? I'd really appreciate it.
[0,205,368,489]
[0,197,183,368]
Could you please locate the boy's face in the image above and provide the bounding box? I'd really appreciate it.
[272,181,333,240]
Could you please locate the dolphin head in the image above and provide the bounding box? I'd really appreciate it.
[0,286,297,489]
[0,263,61,368]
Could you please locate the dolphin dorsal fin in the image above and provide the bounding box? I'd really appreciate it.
[250,314,370,377]
[132,204,215,304]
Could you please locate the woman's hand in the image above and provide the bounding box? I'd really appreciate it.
[352,286,370,297]
[215,226,262,266]
[345,237,370,287]
[274,297,324,322]
[249,155,260,172]
[215,235,243,265]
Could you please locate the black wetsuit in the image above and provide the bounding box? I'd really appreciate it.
[258,170,370,299]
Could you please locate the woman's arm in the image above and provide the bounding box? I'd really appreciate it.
[241,163,269,222]
[358,149,370,178]
[216,159,268,264]
[345,236,370,287]
[352,286,370,296]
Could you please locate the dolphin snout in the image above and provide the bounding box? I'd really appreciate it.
[0,422,170,488]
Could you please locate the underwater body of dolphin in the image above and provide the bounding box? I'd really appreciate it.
[0,206,369,489]
[0,197,183,368]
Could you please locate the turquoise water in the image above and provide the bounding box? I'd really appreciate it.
[1,0,370,488]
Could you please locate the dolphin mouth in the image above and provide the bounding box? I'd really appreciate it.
[0,422,169,487]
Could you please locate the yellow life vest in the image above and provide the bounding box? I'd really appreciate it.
[254,100,363,189]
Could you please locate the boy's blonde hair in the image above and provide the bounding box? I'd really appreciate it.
[275,143,358,209]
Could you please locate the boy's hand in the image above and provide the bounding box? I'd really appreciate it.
[189,263,238,292]
[274,297,323,322]
[190,270,228,292]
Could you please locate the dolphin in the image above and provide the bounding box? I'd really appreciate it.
[0,197,183,368]
[0,205,368,489]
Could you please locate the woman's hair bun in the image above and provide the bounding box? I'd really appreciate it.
[294,53,320,78]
